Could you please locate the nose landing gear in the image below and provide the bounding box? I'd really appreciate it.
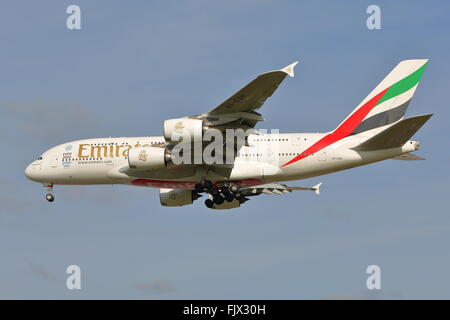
[44,184,55,202]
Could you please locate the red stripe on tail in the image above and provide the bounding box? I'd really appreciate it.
[281,87,389,167]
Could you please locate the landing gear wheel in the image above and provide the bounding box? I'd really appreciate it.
[45,194,55,202]
[213,195,224,205]
[230,185,239,193]
[225,193,234,202]
[205,199,214,208]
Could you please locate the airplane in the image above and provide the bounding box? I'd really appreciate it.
[25,59,431,209]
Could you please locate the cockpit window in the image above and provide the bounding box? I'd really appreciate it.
[37,156,43,160]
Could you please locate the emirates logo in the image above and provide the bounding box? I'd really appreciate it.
[174,121,185,132]
[138,150,148,162]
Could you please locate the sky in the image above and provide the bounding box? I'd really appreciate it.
[0,0,449,299]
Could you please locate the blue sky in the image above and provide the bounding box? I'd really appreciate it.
[0,0,449,299]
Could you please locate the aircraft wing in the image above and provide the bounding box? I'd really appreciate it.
[192,61,299,131]
[240,182,322,196]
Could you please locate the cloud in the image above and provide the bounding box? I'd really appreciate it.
[133,280,175,294]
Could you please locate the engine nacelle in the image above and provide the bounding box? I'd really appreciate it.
[160,188,198,207]
[163,118,205,143]
[128,146,170,170]
[211,199,241,210]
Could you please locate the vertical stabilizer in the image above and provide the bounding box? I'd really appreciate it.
[337,59,429,135]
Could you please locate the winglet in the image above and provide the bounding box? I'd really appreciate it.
[281,61,299,77]
[313,183,322,195]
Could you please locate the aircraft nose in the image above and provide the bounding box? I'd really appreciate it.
[25,162,39,181]
[25,164,33,180]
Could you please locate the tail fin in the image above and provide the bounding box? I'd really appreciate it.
[335,59,429,136]
[352,114,432,151]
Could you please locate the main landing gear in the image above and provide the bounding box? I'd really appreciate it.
[194,179,247,208]
[44,184,55,202]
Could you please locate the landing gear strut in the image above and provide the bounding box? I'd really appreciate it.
[197,180,244,208]
[194,179,214,193]
[44,184,55,202]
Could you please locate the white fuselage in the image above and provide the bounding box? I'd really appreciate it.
[25,133,418,190]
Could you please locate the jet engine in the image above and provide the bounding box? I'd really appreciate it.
[163,118,206,143]
[209,199,241,210]
[159,188,201,207]
[128,146,170,170]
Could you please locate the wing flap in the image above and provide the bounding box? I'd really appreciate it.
[241,182,321,196]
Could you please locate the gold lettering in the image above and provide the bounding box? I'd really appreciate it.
[78,144,89,159]
[115,145,122,157]
[109,145,114,158]
[122,145,132,157]
[90,145,108,158]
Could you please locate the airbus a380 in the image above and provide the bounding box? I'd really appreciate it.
[25,59,431,209]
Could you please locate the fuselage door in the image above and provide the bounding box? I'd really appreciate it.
[50,154,59,168]
[292,135,302,145]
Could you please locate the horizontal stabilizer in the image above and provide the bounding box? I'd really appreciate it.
[353,114,432,151]
[287,182,322,195]
[393,153,425,160]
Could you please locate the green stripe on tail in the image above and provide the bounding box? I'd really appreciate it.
[376,61,428,106]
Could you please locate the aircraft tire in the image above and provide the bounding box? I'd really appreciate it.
[205,199,214,208]
[213,195,224,205]
[225,193,234,202]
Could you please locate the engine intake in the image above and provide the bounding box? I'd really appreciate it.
[160,188,200,207]
[128,146,170,170]
[163,118,205,143]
